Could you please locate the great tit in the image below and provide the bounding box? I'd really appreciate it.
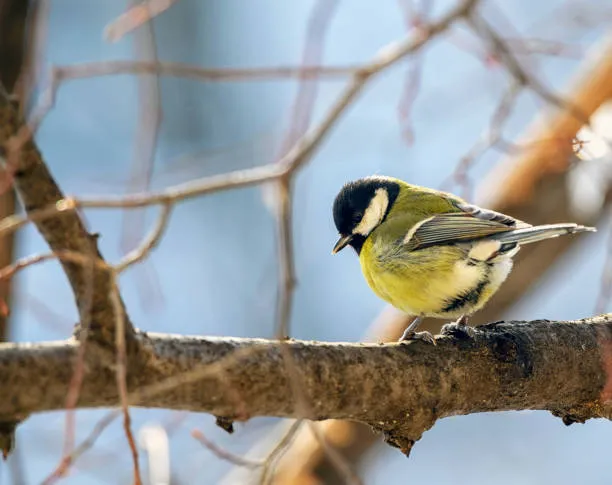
[332,175,596,343]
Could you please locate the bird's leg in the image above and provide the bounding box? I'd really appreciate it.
[441,314,476,339]
[399,316,436,345]
[399,316,422,340]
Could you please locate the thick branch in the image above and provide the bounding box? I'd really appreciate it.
[1,316,612,453]
[0,93,134,347]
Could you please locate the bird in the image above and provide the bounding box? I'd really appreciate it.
[331,175,596,344]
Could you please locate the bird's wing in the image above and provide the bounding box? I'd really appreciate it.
[453,201,520,227]
[403,212,517,252]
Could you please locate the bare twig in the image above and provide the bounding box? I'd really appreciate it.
[120,6,164,310]
[505,37,583,58]
[192,420,304,485]
[258,420,303,485]
[116,202,172,272]
[396,0,432,144]
[0,202,170,281]
[274,177,295,340]
[42,411,119,484]
[0,249,110,281]
[105,0,179,42]
[442,80,522,198]
[192,429,262,469]
[467,11,588,126]
[110,275,142,485]
[54,61,359,83]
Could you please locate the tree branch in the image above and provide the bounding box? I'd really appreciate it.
[0,91,134,348]
[1,316,611,455]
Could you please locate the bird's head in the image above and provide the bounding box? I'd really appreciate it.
[332,176,400,255]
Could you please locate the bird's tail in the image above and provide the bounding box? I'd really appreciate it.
[491,223,596,245]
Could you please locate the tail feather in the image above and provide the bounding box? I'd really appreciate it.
[491,223,596,246]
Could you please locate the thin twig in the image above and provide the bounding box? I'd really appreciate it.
[54,61,359,83]
[467,11,590,127]
[42,411,119,484]
[259,420,303,485]
[110,275,142,485]
[116,202,173,272]
[191,419,304,484]
[191,429,262,469]
[278,0,341,155]
[396,0,432,144]
[0,197,75,239]
[60,238,97,466]
[274,177,296,340]
[441,80,522,198]
[105,0,180,42]
[77,163,289,209]
[120,7,164,310]
[0,249,111,281]
[44,344,274,478]
[0,204,170,279]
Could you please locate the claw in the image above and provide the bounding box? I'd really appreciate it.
[441,321,476,339]
[399,330,436,345]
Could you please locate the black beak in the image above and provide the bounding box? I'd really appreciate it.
[332,235,353,254]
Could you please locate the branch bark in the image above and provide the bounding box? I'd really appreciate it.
[1,316,612,455]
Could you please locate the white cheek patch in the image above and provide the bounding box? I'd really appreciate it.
[354,188,389,236]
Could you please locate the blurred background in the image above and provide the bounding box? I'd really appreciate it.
[1,0,612,483]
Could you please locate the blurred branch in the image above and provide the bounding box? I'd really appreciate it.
[278,0,340,155]
[53,61,360,82]
[105,0,179,42]
[119,0,165,320]
[480,33,612,206]
[193,419,303,484]
[1,317,612,458]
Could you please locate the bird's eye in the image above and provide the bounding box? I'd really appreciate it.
[352,212,363,223]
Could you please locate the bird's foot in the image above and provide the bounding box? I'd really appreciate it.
[399,330,436,345]
[441,315,475,339]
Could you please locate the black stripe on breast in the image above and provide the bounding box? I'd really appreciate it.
[441,277,488,314]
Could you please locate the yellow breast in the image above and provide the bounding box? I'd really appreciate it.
[358,236,512,318]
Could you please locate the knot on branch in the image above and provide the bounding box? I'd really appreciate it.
[0,420,18,459]
[373,408,438,457]
[551,409,588,426]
